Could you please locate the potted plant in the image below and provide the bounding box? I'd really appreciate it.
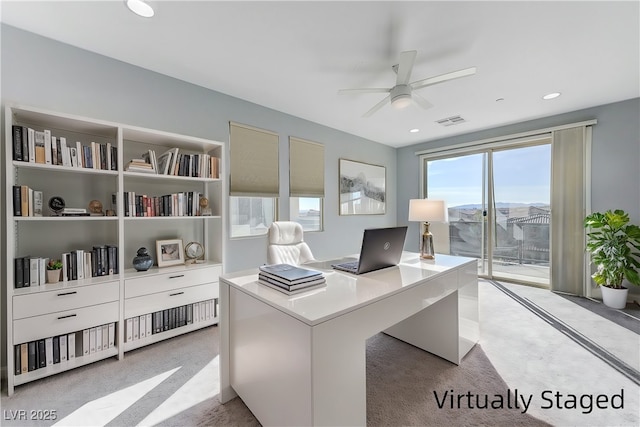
[584,209,640,309]
[47,259,63,284]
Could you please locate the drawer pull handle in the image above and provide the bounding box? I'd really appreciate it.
[57,314,77,320]
[57,291,78,297]
[169,292,185,297]
[169,274,185,279]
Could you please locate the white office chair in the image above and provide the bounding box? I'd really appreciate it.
[267,221,316,265]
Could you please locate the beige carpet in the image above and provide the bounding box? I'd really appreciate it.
[190,331,549,427]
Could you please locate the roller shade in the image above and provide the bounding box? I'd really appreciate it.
[229,122,279,197]
[289,137,325,197]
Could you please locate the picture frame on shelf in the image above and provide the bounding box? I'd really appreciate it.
[339,158,386,215]
[156,239,185,267]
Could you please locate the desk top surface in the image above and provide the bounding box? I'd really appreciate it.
[220,252,476,326]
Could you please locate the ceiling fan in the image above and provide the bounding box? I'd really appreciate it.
[338,50,476,117]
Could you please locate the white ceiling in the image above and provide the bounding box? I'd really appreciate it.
[1,1,639,148]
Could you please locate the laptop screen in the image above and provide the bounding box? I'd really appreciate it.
[333,226,408,274]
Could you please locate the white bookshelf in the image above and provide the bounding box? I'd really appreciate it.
[4,104,225,395]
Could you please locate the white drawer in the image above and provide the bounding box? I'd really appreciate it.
[124,282,218,318]
[126,265,221,298]
[13,282,119,320]
[13,301,119,344]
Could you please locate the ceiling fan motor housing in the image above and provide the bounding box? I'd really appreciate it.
[390,84,412,108]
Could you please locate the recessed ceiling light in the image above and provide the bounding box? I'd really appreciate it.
[409,128,420,133]
[126,0,154,18]
[543,92,561,100]
[495,98,504,102]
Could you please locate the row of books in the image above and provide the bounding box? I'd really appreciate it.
[125,299,217,341]
[122,191,205,217]
[13,323,116,375]
[14,246,119,288]
[12,125,117,171]
[60,246,119,281]
[258,264,326,295]
[12,185,43,217]
[125,147,220,178]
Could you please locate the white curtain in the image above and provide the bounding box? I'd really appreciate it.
[550,126,591,295]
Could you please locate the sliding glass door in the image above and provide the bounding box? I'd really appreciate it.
[425,142,551,286]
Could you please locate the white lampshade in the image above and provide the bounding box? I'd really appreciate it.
[408,199,446,222]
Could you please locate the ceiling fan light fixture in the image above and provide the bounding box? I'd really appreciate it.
[126,0,154,18]
[391,94,412,109]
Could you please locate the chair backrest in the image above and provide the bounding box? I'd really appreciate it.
[267,221,315,265]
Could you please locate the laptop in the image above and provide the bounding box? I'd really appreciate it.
[332,226,408,274]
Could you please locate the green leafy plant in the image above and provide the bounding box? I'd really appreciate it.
[47,259,63,270]
[584,209,640,288]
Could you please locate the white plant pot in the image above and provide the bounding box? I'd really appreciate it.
[600,286,628,309]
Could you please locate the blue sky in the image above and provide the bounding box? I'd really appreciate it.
[427,144,551,208]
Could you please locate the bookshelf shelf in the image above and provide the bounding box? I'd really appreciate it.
[4,103,225,395]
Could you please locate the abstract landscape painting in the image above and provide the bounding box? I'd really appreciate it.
[339,159,385,215]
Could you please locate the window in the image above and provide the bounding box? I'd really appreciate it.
[229,122,279,238]
[290,197,323,232]
[288,136,324,232]
[230,197,276,238]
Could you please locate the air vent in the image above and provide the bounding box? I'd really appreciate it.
[436,115,466,126]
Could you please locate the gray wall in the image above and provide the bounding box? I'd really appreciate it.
[397,97,640,293]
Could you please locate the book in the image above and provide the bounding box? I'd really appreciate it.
[14,257,24,288]
[20,343,28,374]
[67,333,76,360]
[96,326,103,351]
[60,335,68,362]
[60,137,70,167]
[27,128,35,163]
[37,339,46,368]
[258,273,326,290]
[102,324,109,350]
[12,125,23,161]
[28,341,37,371]
[52,136,58,165]
[139,315,146,339]
[83,329,90,356]
[89,327,97,353]
[34,130,46,164]
[52,336,60,363]
[259,279,327,295]
[14,345,21,375]
[45,337,53,366]
[38,257,47,286]
[126,318,133,342]
[44,129,52,164]
[13,185,21,216]
[32,190,43,217]
[20,185,29,217]
[29,257,39,286]
[258,264,323,284]
[133,316,140,340]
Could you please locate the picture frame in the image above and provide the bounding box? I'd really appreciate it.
[156,239,185,267]
[339,158,386,215]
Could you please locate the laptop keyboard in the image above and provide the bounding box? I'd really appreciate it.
[335,261,358,270]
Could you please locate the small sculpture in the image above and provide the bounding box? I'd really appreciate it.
[133,247,153,271]
[199,196,212,216]
[88,199,104,215]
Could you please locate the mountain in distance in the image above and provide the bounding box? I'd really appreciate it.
[452,202,549,209]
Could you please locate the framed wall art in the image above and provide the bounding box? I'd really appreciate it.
[156,239,185,267]
[339,158,386,215]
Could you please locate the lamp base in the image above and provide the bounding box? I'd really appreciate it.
[420,228,436,260]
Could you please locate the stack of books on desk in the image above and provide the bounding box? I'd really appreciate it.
[258,264,326,295]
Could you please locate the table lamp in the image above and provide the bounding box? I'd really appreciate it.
[408,199,446,259]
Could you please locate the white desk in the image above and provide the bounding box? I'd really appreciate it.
[219,253,479,426]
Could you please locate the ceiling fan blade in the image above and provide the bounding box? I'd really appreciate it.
[363,95,390,118]
[410,67,477,91]
[412,92,433,110]
[395,50,417,85]
[338,88,391,95]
